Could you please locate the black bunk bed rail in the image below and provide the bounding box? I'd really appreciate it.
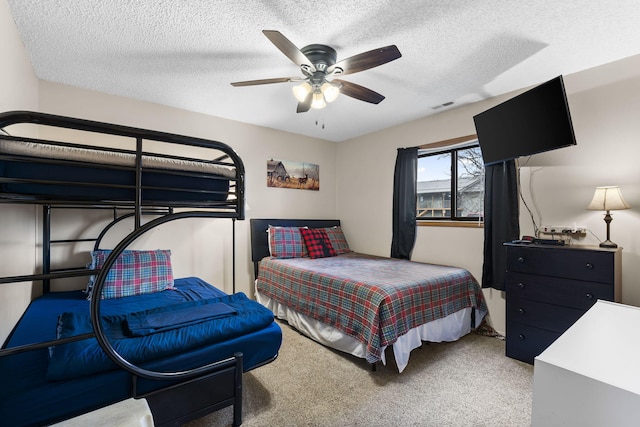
[0,110,245,220]
[91,210,241,381]
[0,110,246,294]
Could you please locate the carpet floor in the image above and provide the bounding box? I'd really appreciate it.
[186,320,533,427]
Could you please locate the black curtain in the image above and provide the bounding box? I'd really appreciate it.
[482,160,519,290]
[391,147,418,259]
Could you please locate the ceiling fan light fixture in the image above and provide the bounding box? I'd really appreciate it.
[292,81,312,102]
[321,82,340,103]
[231,31,402,114]
[311,91,327,109]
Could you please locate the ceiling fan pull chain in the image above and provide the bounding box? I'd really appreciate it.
[313,110,325,129]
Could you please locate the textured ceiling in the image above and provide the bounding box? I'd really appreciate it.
[7,0,640,142]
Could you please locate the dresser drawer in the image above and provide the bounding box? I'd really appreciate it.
[505,271,612,310]
[506,322,561,364]
[506,297,585,333]
[506,246,614,283]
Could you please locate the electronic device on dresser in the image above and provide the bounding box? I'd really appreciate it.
[504,243,622,364]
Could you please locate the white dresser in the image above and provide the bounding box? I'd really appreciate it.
[532,300,640,426]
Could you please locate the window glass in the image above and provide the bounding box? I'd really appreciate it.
[417,142,484,221]
[417,152,451,218]
[456,146,484,218]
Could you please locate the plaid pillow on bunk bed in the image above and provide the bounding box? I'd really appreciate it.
[87,249,175,299]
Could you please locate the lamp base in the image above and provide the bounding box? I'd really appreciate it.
[599,240,618,248]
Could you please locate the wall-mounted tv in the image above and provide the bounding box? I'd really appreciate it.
[473,75,577,165]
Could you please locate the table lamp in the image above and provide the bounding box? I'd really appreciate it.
[587,186,630,248]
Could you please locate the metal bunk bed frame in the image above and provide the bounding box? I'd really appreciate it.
[0,111,253,426]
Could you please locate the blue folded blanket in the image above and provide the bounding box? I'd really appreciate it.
[125,301,237,336]
[48,292,273,380]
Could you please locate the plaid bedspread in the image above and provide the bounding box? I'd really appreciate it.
[256,252,488,363]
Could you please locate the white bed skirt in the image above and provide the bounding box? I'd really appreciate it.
[256,289,486,373]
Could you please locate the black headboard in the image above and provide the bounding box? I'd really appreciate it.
[249,218,341,277]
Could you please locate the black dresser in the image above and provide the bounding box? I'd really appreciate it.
[504,243,622,364]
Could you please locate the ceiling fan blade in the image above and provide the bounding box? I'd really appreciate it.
[297,102,311,113]
[329,45,401,76]
[263,30,316,73]
[334,79,385,104]
[230,77,298,87]
[296,92,312,113]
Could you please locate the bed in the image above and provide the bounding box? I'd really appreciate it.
[0,111,281,426]
[250,219,487,373]
[0,277,282,426]
[0,111,239,207]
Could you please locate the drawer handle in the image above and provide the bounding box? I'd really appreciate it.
[586,262,594,269]
[518,334,525,340]
[586,293,595,300]
[517,256,525,263]
[518,308,526,315]
[518,282,525,289]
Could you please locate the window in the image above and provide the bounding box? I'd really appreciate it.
[417,139,484,221]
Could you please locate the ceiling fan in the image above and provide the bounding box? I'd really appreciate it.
[230,30,402,113]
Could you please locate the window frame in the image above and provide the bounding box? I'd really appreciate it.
[416,135,484,226]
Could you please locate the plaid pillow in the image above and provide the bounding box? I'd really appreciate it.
[299,227,337,259]
[268,226,307,258]
[322,226,351,254]
[87,249,175,299]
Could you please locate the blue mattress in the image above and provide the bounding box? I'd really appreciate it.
[0,160,230,203]
[0,277,282,426]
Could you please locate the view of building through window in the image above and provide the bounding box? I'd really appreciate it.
[417,143,484,220]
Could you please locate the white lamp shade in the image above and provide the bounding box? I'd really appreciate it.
[292,82,312,102]
[321,82,340,103]
[310,92,327,109]
[587,186,631,211]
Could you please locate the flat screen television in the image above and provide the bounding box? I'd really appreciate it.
[473,75,577,165]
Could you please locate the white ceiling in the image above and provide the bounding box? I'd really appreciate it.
[7,1,640,142]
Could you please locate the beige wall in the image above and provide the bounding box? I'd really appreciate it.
[336,94,519,334]
[337,55,640,334]
[0,78,338,343]
[0,0,39,343]
[519,56,640,304]
[36,81,338,293]
[0,0,37,113]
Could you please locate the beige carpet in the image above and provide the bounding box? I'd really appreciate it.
[186,320,533,427]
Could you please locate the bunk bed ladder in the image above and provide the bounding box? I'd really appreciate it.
[42,205,97,293]
[135,137,143,229]
[40,204,177,294]
[232,217,236,294]
[42,205,51,294]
